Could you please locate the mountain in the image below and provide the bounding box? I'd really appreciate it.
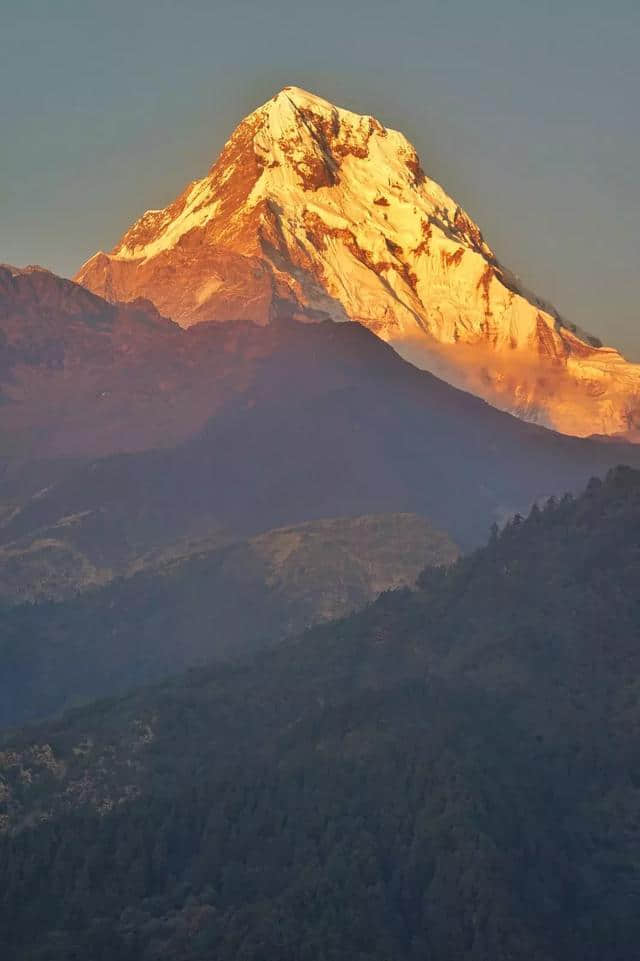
[0,513,457,726]
[76,86,640,439]
[2,467,639,960]
[0,265,332,464]
[4,312,640,568]
[0,264,208,460]
[0,509,457,607]
[5,272,640,729]
[3,267,640,604]
[2,302,640,728]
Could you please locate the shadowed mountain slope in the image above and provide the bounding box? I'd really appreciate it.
[3,316,640,567]
[0,512,457,726]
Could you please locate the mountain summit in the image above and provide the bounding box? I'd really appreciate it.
[76,87,640,438]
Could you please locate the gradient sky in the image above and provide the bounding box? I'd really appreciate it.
[2,0,639,357]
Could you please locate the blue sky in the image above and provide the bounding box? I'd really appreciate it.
[2,0,639,356]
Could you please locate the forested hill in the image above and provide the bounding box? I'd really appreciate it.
[1,467,640,961]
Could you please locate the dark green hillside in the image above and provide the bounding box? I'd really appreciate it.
[1,467,639,960]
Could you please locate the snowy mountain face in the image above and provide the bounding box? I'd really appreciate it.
[75,87,640,439]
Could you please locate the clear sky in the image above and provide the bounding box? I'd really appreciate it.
[2,0,639,357]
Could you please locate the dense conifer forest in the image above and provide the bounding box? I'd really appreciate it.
[1,467,639,960]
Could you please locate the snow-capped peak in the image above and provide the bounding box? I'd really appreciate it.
[74,87,640,440]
